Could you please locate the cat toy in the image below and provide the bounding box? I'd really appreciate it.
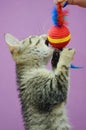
[48,2,70,49]
[48,2,82,69]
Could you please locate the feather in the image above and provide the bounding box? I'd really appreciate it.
[51,5,68,26]
[52,6,58,26]
[70,64,83,69]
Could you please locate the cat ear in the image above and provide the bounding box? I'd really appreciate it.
[5,33,20,53]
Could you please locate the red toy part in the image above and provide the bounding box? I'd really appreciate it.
[47,3,71,49]
[48,25,71,49]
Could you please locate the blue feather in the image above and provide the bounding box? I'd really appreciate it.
[70,64,83,69]
[52,6,58,26]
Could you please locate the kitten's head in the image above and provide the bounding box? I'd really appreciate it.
[5,33,54,66]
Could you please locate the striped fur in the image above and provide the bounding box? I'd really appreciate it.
[5,33,75,130]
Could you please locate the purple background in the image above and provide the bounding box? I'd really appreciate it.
[0,0,86,130]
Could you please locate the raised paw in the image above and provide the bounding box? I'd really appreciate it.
[61,48,75,60]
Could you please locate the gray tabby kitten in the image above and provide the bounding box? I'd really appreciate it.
[5,33,75,130]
